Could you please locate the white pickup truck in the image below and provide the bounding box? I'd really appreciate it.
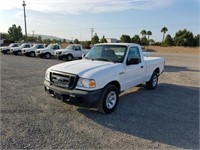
[44,43,164,114]
[22,44,45,57]
[10,43,32,55]
[35,44,61,59]
[54,44,89,61]
[0,43,20,54]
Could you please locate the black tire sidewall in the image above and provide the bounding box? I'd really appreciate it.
[99,85,119,114]
[30,52,35,57]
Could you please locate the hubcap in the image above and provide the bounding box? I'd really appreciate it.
[46,54,50,58]
[152,75,157,87]
[31,52,35,57]
[106,91,117,109]
[68,56,72,60]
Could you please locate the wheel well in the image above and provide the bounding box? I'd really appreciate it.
[46,52,51,55]
[67,53,73,57]
[107,81,121,92]
[154,68,160,74]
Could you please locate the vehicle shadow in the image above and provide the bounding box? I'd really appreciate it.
[77,83,199,149]
[165,65,199,72]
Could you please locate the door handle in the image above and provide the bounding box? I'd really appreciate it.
[141,66,144,68]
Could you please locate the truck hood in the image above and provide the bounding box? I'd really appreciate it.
[49,59,121,78]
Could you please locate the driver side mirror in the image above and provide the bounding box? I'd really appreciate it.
[126,58,140,65]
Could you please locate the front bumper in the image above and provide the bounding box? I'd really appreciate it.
[44,80,102,105]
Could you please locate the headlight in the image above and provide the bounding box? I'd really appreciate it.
[45,70,50,81]
[77,78,96,88]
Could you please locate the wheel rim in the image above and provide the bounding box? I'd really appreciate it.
[68,55,72,60]
[106,91,117,109]
[152,75,157,87]
[18,51,21,55]
[31,52,35,57]
[46,54,50,58]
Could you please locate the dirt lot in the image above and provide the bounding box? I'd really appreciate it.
[1,52,199,149]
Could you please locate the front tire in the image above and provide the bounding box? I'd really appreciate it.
[30,52,35,57]
[45,53,51,59]
[98,85,119,114]
[66,54,73,61]
[146,72,158,90]
[17,50,22,55]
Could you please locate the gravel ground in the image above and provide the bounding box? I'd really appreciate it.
[1,53,199,149]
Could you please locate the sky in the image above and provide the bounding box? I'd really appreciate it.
[0,0,199,42]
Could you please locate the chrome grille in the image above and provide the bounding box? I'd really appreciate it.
[50,72,78,89]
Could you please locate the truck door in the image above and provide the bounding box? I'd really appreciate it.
[124,46,146,89]
[74,46,82,57]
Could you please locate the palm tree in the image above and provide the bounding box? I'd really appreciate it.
[140,30,146,38]
[146,31,152,41]
[161,27,168,42]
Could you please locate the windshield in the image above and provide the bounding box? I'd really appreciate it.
[46,44,54,49]
[9,43,15,47]
[20,44,26,48]
[85,45,127,63]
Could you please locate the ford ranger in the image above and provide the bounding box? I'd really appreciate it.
[54,44,89,61]
[1,43,20,54]
[44,43,164,114]
[35,44,61,59]
[10,43,32,55]
[22,44,45,57]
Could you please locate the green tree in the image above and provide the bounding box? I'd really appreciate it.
[37,36,43,43]
[140,30,146,38]
[74,38,80,44]
[146,31,152,41]
[141,37,148,46]
[161,27,168,42]
[194,34,200,46]
[63,39,66,43]
[81,41,91,49]
[164,34,174,46]
[44,38,51,45]
[120,34,131,43]
[91,33,99,45]
[8,24,23,41]
[100,35,107,43]
[174,29,195,46]
[131,35,140,44]
[0,33,10,40]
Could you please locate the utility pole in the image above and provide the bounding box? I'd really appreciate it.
[22,0,27,42]
[91,28,94,41]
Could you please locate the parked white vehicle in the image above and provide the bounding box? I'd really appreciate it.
[10,43,32,55]
[1,43,20,54]
[54,44,89,61]
[44,43,164,114]
[22,44,45,57]
[35,44,61,59]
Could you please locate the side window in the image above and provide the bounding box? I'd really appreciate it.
[127,47,141,63]
[38,45,44,49]
[14,44,18,47]
[25,44,30,48]
[53,45,59,50]
[75,46,81,51]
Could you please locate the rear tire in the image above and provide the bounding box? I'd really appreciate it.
[98,85,119,114]
[146,72,158,90]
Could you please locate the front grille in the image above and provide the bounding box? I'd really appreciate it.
[56,51,62,55]
[50,71,78,89]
